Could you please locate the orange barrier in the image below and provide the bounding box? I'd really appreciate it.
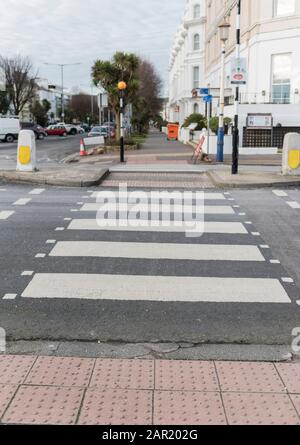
[167,124,179,141]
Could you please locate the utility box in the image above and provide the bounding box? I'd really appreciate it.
[167,124,179,141]
[282,133,300,176]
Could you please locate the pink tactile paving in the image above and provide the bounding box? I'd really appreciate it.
[2,385,84,425]
[25,356,95,387]
[0,385,18,418]
[89,359,154,390]
[155,360,219,392]
[215,361,285,393]
[223,392,300,425]
[78,388,153,425]
[0,355,36,384]
[154,391,227,425]
[290,395,300,417]
[275,363,300,394]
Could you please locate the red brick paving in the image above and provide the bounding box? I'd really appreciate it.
[0,355,299,425]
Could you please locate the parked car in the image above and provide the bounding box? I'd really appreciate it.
[88,126,109,138]
[0,116,21,143]
[46,125,68,137]
[57,123,85,135]
[21,122,48,140]
[101,125,116,138]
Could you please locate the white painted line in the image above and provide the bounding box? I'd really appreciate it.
[55,227,65,231]
[233,205,240,208]
[273,190,288,197]
[77,202,83,205]
[80,203,235,215]
[71,209,79,213]
[287,201,300,209]
[13,198,32,206]
[228,198,235,201]
[21,271,34,276]
[0,189,7,192]
[3,294,17,300]
[0,211,15,220]
[297,301,300,306]
[64,218,72,221]
[260,245,270,249]
[46,240,56,244]
[68,219,249,234]
[270,260,281,264]
[251,232,261,237]
[91,192,226,201]
[245,222,252,225]
[29,189,45,195]
[281,278,294,283]
[239,213,246,216]
[50,241,265,262]
[35,254,46,258]
[22,274,291,303]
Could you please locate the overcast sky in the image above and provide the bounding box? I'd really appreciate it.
[0,0,184,93]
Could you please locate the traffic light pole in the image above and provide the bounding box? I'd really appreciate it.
[232,0,241,175]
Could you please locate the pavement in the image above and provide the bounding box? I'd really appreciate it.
[0,355,299,425]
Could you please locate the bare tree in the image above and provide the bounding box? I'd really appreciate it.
[0,55,38,115]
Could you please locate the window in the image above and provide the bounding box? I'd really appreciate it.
[274,0,295,17]
[194,4,200,19]
[271,53,292,103]
[193,34,200,51]
[193,66,200,89]
[193,103,199,114]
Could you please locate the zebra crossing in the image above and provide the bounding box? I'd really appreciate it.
[19,188,294,306]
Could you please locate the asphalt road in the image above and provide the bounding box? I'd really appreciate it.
[0,134,82,167]
[0,180,299,350]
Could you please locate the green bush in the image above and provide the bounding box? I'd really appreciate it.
[209,116,232,134]
[182,113,206,131]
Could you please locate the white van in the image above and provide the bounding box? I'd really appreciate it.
[0,117,21,143]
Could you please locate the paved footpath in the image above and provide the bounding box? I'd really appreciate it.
[0,355,299,425]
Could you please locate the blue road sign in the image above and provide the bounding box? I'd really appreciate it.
[199,88,209,95]
[203,94,213,103]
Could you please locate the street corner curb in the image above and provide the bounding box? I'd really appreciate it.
[207,170,300,189]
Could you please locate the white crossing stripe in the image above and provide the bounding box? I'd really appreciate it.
[287,201,300,209]
[21,274,291,303]
[273,190,288,197]
[13,198,31,206]
[50,241,265,262]
[29,189,45,195]
[80,203,235,215]
[91,192,226,201]
[3,294,17,300]
[0,211,15,220]
[68,219,248,234]
[0,189,7,192]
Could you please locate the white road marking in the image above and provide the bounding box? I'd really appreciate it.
[260,245,270,249]
[35,254,46,258]
[251,232,261,237]
[64,218,72,221]
[239,213,246,216]
[46,240,56,244]
[55,227,65,231]
[22,274,291,303]
[273,190,288,197]
[21,271,34,276]
[80,203,235,215]
[0,189,7,192]
[13,198,32,206]
[29,189,45,195]
[91,192,226,201]
[3,294,17,300]
[0,211,15,220]
[296,301,300,306]
[68,219,249,234]
[71,209,79,213]
[50,241,265,262]
[270,260,281,264]
[245,222,252,225]
[281,278,294,283]
[287,201,300,209]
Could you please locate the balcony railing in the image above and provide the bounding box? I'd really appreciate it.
[225,92,300,106]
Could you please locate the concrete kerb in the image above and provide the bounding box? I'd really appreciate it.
[207,170,300,189]
[0,168,110,188]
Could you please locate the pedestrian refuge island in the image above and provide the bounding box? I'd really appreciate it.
[16,130,37,172]
[282,133,300,175]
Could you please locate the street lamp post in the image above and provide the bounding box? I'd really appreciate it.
[216,20,230,163]
[43,62,81,122]
[117,81,127,163]
[232,0,241,175]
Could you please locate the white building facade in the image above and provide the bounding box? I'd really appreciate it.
[205,0,300,144]
[168,0,206,125]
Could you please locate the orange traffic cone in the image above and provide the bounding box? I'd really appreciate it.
[80,139,87,156]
